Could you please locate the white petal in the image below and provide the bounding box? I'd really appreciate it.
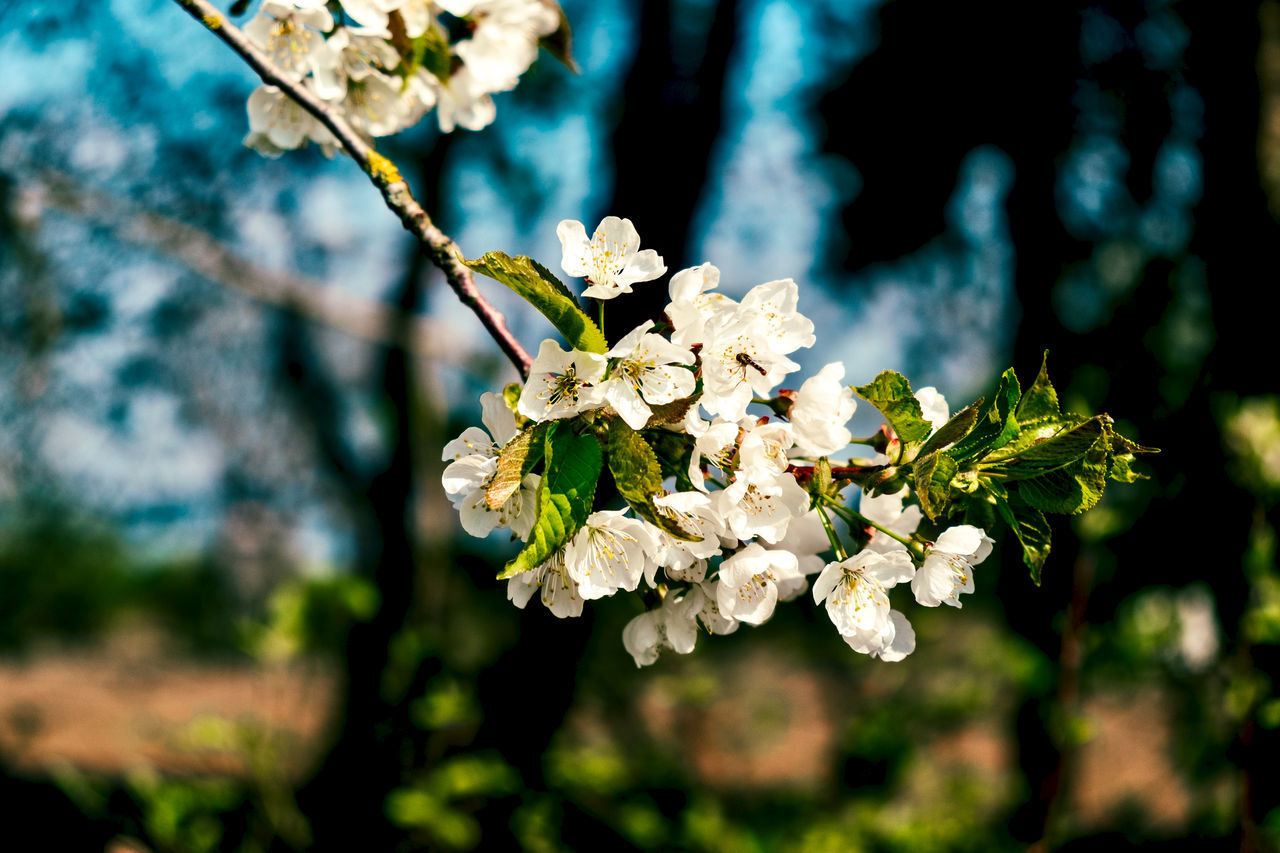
[615,248,667,287]
[622,611,662,667]
[934,524,986,557]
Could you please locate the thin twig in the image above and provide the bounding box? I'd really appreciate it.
[168,0,533,379]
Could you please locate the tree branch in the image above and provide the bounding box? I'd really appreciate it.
[169,0,533,379]
[25,167,472,360]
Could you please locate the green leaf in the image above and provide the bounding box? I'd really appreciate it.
[643,429,698,492]
[607,419,701,540]
[500,422,601,579]
[855,371,933,445]
[993,488,1053,585]
[999,416,1106,475]
[464,251,607,354]
[485,424,546,510]
[1016,351,1060,422]
[538,2,579,73]
[951,368,1022,460]
[918,399,983,457]
[1006,419,1111,516]
[1106,426,1158,483]
[914,453,959,521]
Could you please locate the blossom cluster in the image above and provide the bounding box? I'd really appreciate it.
[442,217,997,667]
[240,0,561,155]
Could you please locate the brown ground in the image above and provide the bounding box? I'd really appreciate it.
[0,644,337,779]
[0,638,1198,835]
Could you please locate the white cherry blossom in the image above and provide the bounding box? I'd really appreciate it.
[789,362,857,458]
[557,217,666,300]
[696,579,740,635]
[712,471,810,544]
[507,551,583,618]
[323,27,401,101]
[738,278,816,355]
[666,263,737,348]
[915,386,950,432]
[812,549,914,641]
[736,419,794,482]
[914,525,993,608]
[337,0,400,30]
[246,85,337,153]
[441,392,535,539]
[564,510,657,600]
[647,491,728,580]
[244,1,338,91]
[339,72,410,138]
[517,339,607,422]
[698,316,799,422]
[716,543,803,625]
[601,321,696,430]
[687,418,740,492]
[456,0,559,93]
[424,67,499,133]
[622,585,704,666]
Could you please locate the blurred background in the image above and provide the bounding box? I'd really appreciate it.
[1,0,1277,849]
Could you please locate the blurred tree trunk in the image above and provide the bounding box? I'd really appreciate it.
[816,0,1276,842]
[605,0,740,330]
[289,138,451,846]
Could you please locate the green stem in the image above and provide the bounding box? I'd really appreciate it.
[598,301,606,342]
[826,500,923,557]
[814,503,848,562]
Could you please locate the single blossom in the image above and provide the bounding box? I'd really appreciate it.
[687,417,740,492]
[557,217,666,300]
[698,315,799,421]
[245,84,337,153]
[647,491,728,581]
[244,1,339,91]
[712,471,810,545]
[666,263,737,348]
[564,510,658,600]
[736,420,794,483]
[602,321,696,430]
[696,579,740,635]
[622,585,705,667]
[789,362,857,458]
[812,549,915,651]
[716,543,803,625]
[843,609,916,662]
[914,525,993,608]
[517,339,608,422]
[737,278,816,355]
[507,551,583,618]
